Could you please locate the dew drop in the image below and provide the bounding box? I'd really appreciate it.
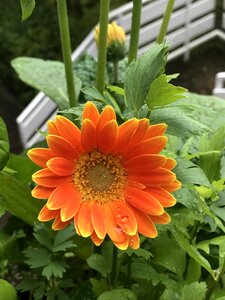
[120,216,128,223]
[116,213,121,219]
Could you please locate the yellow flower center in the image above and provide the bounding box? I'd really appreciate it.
[73,150,127,203]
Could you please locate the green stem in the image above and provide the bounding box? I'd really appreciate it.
[128,0,142,64]
[113,60,119,84]
[126,255,132,289]
[111,245,118,287]
[96,0,110,93]
[157,0,175,44]
[56,0,76,108]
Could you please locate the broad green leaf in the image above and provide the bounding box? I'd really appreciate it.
[87,254,111,278]
[20,0,35,21]
[166,73,179,82]
[174,159,211,187]
[103,91,123,118]
[23,248,50,268]
[150,106,210,137]
[0,173,42,225]
[107,84,125,96]
[181,282,207,300]
[0,118,9,171]
[124,43,167,112]
[33,222,53,250]
[90,278,109,297]
[42,261,68,280]
[185,258,201,283]
[151,231,186,278]
[147,74,187,109]
[98,289,137,300]
[74,54,97,89]
[0,279,17,300]
[53,224,76,252]
[11,57,82,110]
[17,278,43,292]
[81,87,105,101]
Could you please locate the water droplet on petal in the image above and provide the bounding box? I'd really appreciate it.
[116,213,121,218]
[121,216,128,223]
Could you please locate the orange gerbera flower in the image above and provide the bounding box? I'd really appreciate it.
[28,102,181,250]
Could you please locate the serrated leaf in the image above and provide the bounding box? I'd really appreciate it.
[147,74,187,109]
[42,261,67,280]
[20,0,35,21]
[124,43,167,112]
[33,222,53,250]
[0,118,9,171]
[47,288,70,300]
[98,289,137,300]
[11,57,81,110]
[87,254,111,278]
[23,248,50,268]
[17,278,43,292]
[122,248,152,260]
[181,282,207,300]
[53,224,76,252]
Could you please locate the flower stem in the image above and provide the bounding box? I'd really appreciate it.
[56,0,76,108]
[157,0,175,44]
[128,0,142,64]
[111,245,118,287]
[96,0,110,93]
[113,60,119,84]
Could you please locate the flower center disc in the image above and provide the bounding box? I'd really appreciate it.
[86,164,115,192]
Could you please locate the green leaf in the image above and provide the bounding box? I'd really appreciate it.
[20,0,35,21]
[0,173,42,225]
[53,224,76,252]
[42,261,68,280]
[17,278,43,292]
[98,289,137,300]
[87,254,111,278]
[0,279,17,300]
[185,258,201,283]
[23,248,50,268]
[174,159,211,187]
[0,230,25,258]
[33,222,53,250]
[0,118,9,171]
[147,74,187,109]
[150,105,210,137]
[124,43,167,112]
[81,87,105,102]
[90,278,109,297]
[122,248,152,260]
[107,84,125,96]
[181,282,207,300]
[11,57,82,110]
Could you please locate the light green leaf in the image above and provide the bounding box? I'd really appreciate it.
[11,57,82,110]
[107,84,125,95]
[0,118,9,171]
[20,0,35,21]
[181,282,207,300]
[124,43,167,112]
[166,73,180,82]
[42,261,68,280]
[0,279,17,300]
[0,173,42,225]
[24,248,50,268]
[98,289,137,300]
[147,74,187,109]
[87,254,111,278]
[81,87,105,101]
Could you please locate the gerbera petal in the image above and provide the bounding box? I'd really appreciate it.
[47,183,76,209]
[161,180,181,192]
[55,116,82,152]
[60,189,82,222]
[112,119,139,154]
[32,185,54,199]
[124,154,167,171]
[128,119,149,146]
[124,136,168,160]
[129,233,140,249]
[163,158,177,170]
[52,215,71,230]
[129,168,176,186]
[96,105,116,133]
[129,205,157,238]
[38,205,60,222]
[27,148,53,168]
[110,201,137,235]
[91,231,104,246]
[127,180,146,190]
[114,236,129,250]
[150,211,171,224]
[81,119,96,152]
[146,187,176,207]
[125,187,164,215]
[47,157,74,176]
[32,168,71,187]
[48,120,59,135]
[105,206,127,243]
[47,135,78,159]
[91,202,107,239]
[82,101,100,126]
[144,123,167,139]
[97,120,118,153]
[77,201,93,237]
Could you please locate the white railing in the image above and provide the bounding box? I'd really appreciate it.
[16,0,225,149]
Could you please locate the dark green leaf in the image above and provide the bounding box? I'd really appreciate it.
[147,74,187,109]
[124,43,167,112]
[87,254,111,277]
[42,261,68,279]
[122,248,152,260]
[11,57,81,110]
[17,278,43,292]
[20,0,35,21]
[90,278,109,297]
[0,118,9,171]
[98,289,137,300]
[181,282,207,300]
[185,258,201,283]
[33,222,53,250]
[23,248,50,268]
[53,224,76,252]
